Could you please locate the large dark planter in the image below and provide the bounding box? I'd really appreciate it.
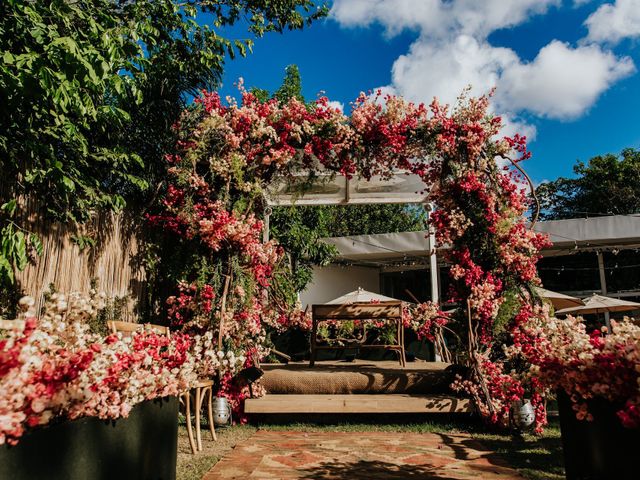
[557,391,639,480]
[0,396,178,480]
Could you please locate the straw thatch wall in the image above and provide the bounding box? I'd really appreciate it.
[14,204,146,321]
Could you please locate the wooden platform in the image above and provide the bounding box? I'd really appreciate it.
[245,394,472,414]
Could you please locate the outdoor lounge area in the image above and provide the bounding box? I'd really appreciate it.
[2,2,640,480]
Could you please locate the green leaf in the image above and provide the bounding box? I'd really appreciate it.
[0,255,15,284]
[30,234,43,256]
[1,199,17,217]
[62,176,76,191]
[13,231,28,271]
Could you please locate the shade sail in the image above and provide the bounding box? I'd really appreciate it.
[555,294,640,315]
[316,215,640,261]
[535,287,584,310]
[532,215,640,257]
[323,231,431,261]
[325,287,403,304]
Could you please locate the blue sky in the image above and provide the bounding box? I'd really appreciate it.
[217,1,640,183]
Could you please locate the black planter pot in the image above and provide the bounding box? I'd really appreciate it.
[0,396,178,480]
[557,390,639,480]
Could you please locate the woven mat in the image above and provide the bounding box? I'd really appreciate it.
[261,361,452,394]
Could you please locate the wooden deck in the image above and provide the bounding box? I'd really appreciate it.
[245,394,472,414]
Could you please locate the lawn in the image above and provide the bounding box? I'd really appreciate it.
[176,419,564,480]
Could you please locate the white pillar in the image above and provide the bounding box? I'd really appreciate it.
[426,203,439,304]
[263,207,271,243]
[597,251,611,331]
[426,203,441,361]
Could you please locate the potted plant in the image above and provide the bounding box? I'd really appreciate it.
[0,293,195,479]
[515,314,640,479]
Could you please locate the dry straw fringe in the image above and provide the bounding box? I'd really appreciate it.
[10,194,146,321]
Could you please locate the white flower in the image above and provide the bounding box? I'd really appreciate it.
[18,296,35,308]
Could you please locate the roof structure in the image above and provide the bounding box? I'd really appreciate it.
[532,215,640,256]
[323,231,431,262]
[265,171,429,206]
[321,215,640,264]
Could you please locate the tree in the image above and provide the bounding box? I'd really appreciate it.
[0,0,327,287]
[536,148,640,220]
[251,64,304,103]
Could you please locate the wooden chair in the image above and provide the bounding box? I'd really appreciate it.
[107,320,142,336]
[185,379,216,452]
[0,319,26,331]
[143,323,170,337]
[106,320,216,453]
[309,302,406,367]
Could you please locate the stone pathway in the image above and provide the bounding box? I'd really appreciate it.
[202,430,524,479]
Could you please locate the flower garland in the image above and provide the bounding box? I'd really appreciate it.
[151,84,600,431]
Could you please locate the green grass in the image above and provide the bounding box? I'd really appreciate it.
[176,424,256,480]
[176,420,565,480]
[473,424,564,480]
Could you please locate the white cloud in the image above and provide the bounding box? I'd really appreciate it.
[390,35,517,106]
[327,100,344,112]
[499,41,635,119]
[499,113,538,142]
[585,0,640,44]
[331,0,636,134]
[331,0,559,39]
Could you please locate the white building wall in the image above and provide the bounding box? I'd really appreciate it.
[299,265,380,308]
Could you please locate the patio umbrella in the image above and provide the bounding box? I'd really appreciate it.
[325,287,403,304]
[555,294,640,315]
[534,287,584,311]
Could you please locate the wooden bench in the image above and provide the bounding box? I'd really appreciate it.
[310,302,406,367]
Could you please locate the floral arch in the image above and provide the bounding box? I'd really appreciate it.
[146,85,553,429]
[3,87,638,448]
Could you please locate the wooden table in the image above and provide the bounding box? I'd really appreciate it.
[309,301,406,367]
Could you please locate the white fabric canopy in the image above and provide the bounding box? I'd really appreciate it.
[323,231,431,261]
[556,294,640,315]
[325,287,403,304]
[318,215,640,260]
[265,171,429,206]
[533,215,640,256]
[535,287,584,310]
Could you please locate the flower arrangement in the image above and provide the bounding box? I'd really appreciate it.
[409,302,449,342]
[0,291,255,446]
[4,80,584,438]
[509,313,640,429]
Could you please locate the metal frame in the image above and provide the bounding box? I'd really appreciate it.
[263,172,440,306]
[309,301,406,367]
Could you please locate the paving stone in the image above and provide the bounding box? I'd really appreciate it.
[202,431,525,479]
